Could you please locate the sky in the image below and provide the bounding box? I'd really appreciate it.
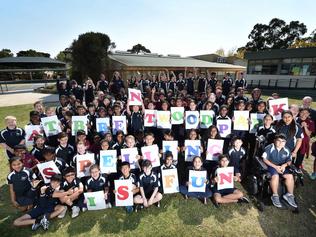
[1,0,315,58]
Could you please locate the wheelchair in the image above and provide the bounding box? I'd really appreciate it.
[243,135,303,212]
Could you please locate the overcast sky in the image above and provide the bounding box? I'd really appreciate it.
[1,0,315,57]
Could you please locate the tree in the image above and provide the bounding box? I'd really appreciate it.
[127,44,151,54]
[290,29,316,48]
[16,49,50,57]
[71,32,111,84]
[214,48,225,56]
[240,18,307,51]
[0,49,14,58]
[55,48,72,63]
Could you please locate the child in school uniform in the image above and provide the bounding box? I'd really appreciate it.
[55,132,75,165]
[179,156,212,204]
[117,161,140,213]
[30,135,47,163]
[0,116,26,159]
[59,167,85,218]
[13,174,67,231]
[86,164,111,208]
[134,160,162,209]
[7,157,37,212]
[211,154,249,207]
[228,137,247,181]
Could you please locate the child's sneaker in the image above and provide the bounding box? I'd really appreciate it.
[156,201,161,208]
[40,214,49,230]
[106,202,112,209]
[126,206,133,213]
[309,172,316,180]
[238,196,250,204]
[283,193,298,208]
[31,217,41,231]
[58,206,67,218]
[271,194,282,208]
[81,207,88,212]
[71,206,80,218]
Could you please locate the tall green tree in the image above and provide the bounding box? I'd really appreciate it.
[0,49,14,58]
[71,32,111,84]
[239,18,307,51]
[17,49,50,57]
[127,44,151,54]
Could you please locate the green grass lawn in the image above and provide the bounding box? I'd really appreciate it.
[0,97,316,237]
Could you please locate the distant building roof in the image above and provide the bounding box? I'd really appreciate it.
[245,47,316,60]
[109,53,245,70]
[0,57,66,65]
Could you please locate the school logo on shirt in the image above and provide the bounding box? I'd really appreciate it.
[21,176,27,181]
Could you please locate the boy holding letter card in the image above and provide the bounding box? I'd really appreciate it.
[212,155,249,206]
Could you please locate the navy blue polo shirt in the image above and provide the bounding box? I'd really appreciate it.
[86,174,108,192]
[55,144,75,165]
[54,157,69,173]
[228,147,246,174]
[139,171,159,195]
[61,177,81,191]
[0,127,25,158]
[262,144,291,165]
[7,167,32,197]
[119,173,139,187]
[277,124,304,151]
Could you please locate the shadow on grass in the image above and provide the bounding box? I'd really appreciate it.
[256,174,316,237]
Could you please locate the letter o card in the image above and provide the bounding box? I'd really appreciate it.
[84,191,106,210]
[114,180,133,206]
[162,168,179,194]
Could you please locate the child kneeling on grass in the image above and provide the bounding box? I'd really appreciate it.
[212,154,249,207]
[134,160,162,210]
[13,174,67,231]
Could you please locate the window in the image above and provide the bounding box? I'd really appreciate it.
[300,64,310,76]
[310,63,316,75]
[280,64,291,75]
[290,64,301,76]
[261,64,278,74]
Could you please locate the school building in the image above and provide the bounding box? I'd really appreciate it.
[244,47,316,89]
[108,52,246,80]
[0,56,68,81]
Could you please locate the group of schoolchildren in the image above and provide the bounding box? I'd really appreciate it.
[1,69,316,231]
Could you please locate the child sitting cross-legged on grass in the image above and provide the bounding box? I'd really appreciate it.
[212,154,249,207]
[13,174,67,231]
[134,160,162,210]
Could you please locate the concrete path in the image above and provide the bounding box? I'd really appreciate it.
[0,92,59,106]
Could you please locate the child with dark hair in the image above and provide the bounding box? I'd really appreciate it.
[13,144,39,171]
[134,160,162,209]
[212,154,249,207]
[117,161,140,213]
[59,167,85,218]
[13,174,67,231]
[31,135,47,162]
[8,157,37,212]
[55,132,75,165]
